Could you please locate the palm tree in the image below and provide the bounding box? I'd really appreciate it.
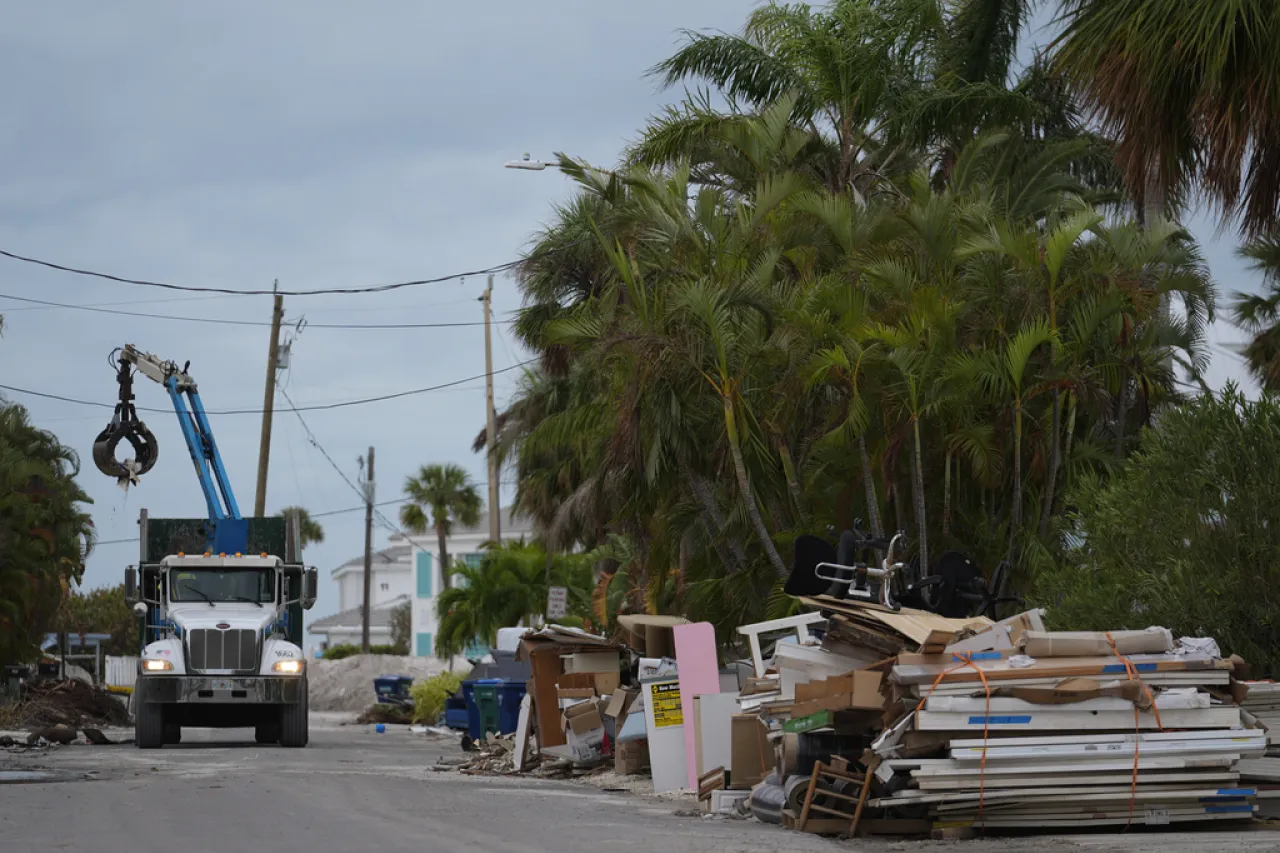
[279,506,324,550]
[1052,0,1280,236]
[0,402,95,664]
[399,463,482,591]
[1231,235,1280,392]
[434,541,592,658]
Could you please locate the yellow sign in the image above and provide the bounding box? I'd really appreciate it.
[649,680,683,728]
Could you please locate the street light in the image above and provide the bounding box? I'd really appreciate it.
[504,153,559,171]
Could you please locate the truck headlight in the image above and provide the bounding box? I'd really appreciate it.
[142,659,173,672]
[272,659,304,674]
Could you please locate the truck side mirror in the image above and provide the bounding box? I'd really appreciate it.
[301,567,317,611]
[124,567,139,606]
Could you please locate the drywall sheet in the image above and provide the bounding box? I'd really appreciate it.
[694,692,739,779]
[674,621,720,788]
[643,676,688,793]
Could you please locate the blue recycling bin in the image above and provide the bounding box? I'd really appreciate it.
[373,674,414,705]
[443,695,470,730]
[461,678,527,740]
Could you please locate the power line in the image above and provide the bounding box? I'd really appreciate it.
[0,240,586,296]
[0,360,535,415]
[0,291,511,329]
[89,498,411,547]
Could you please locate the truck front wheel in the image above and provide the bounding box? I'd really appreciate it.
[255,720,280,744]
[279,679,308,748]
[135,681,164,749]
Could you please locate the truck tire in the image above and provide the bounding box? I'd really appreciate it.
[163,723,181,744]
[279,679,308,748]
[135,684,164,750]
[255,720,280,744]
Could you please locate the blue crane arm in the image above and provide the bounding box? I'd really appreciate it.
[164,376,248,553]
[101,345,249,554]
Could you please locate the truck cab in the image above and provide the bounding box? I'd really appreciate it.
[126,530,318,748]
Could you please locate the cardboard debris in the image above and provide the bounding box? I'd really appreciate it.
[1018,628,1174,658]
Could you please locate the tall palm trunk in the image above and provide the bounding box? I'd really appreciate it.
[687,473,748,574]
[857,434,883,537]
[942,447,953,539]
[436,521,451,591]
[723,394,787,576]
[1039,388,1063,538]
[1115,375,1131,458]
[777,441,812,528]
[1008,403,1024,561]
[911,419,928,574]
[1062,393,1079,487]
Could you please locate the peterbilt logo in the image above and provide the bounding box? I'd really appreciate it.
[215,623,231,630]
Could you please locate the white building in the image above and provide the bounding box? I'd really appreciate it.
[409,507,534,659]
[308,532,414,651]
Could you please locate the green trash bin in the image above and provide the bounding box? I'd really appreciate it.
[471,680,502,740]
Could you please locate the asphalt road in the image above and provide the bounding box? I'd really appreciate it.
[2,715,1278,853]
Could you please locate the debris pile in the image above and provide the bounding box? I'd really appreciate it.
[871,628,1262,830]
[309,654,448,712]
[438,585,1275,838]
[14,677,129,729]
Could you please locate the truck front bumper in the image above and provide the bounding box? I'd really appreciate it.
[136,675,304,705]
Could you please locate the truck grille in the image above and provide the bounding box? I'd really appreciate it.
[187,629,258,673]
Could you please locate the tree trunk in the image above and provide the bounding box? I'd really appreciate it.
[777,441,812,528]
[436,522,450,591]
[723,394,787,576]
[1115,377,1131,458]
[857,434,883,537]
[1062,393,1078,488]
[942,447,953,539]
[688,472,748,573]
[1008,404,1023,561]
[911,419,929,574]
[1038,388,1063,539]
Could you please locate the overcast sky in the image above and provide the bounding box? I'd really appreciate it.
[0,3,1261,636]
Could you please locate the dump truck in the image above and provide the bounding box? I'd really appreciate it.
[95,345,318,748]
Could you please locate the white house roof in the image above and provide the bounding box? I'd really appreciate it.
[448,507,534,538]
[330,532,412,579]
[309,594,409,633]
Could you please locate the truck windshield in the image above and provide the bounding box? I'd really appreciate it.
[170,569,274,604]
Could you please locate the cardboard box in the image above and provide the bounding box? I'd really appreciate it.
[562,651,621,674]
[789,669,884,717]
[557,686,596,710]
[729,714,771,789]
[604,687,640,720]
[614,738,650,775]
[592,671,621,696]
[562,701,605,762]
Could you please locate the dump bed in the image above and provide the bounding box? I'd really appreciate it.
[135,510,306,649]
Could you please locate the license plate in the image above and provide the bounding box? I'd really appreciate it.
[210,679,233,691]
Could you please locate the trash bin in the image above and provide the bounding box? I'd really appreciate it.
[373,674,414,705]
[443,695,469,730]
[461,678,527,741]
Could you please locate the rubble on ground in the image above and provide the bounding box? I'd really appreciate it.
[309,654,449,712]
[355,704,413,725]
[9,677,129,730]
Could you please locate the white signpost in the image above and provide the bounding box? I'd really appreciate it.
[546,586,568,620]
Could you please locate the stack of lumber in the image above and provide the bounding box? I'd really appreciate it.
[869,631,1265,830]
[1235,681,1280,745]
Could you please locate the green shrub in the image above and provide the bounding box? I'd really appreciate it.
[322,643,399,660]
[410,671,463,724]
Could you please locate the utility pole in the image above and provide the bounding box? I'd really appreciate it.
[483,275,501,544]
[254,280,284,517]
[360,447,375,653]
